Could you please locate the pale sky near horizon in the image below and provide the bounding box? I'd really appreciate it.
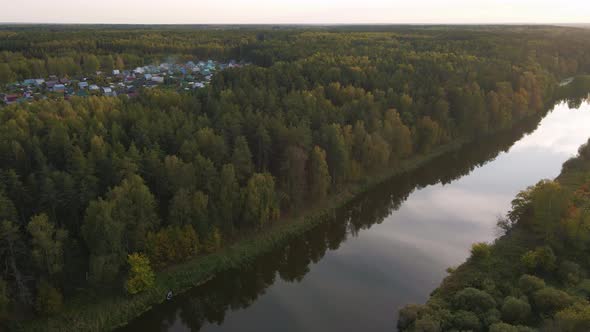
[1,0,588,24]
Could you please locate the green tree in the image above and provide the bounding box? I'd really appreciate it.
[554,302,590,332]
[382,109,413,162]
[322,124,349,187]
[82,199,125,283]
[451,310,481,331]
[82,54,100,73]
[35,280,63,316]
[218,164,240,232]
[0,63,15,84]
[533,287,573,315]
[470,242,491,261]
[0,279,9,322]
[0,221,30,304]
[415,116,442,154]
[521,246,556,273]
[107,175,160,252]
[243,173,279,228]
[203,227,223,253]
[518,274,546,295]
[168,189,208,234]
[26,214,68,278]
[453,287,496,313]
[397,304,424,330]
[529,180,569,244]
[308,146,331,202]
[0,190,17,224]
[501,296,531,324]
[146,225,199,268]
[125,253,155,295]
[232,136,254,183]
[280,146,308,209]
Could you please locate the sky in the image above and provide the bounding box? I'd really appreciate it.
[1,0,589,24]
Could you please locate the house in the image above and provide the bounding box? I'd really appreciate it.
[59,78,70,85]
[53,84,66,92]
[144,74,153,80]
[113,69,120,75]
[23,79,36,86]
[89,84,100,91]
[34,79,45,86]
[102,87,116,97]
[78,82,89,89]
[45,81,58,89]
[3,94,19,104]
[151,76,164,84]
[134,67,145,74]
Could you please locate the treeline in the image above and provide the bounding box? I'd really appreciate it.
[398,139,590,331]
[1,26,590,324]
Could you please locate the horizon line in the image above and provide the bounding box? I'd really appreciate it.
[0,22,589,26]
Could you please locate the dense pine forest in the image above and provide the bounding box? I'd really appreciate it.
[1,25,590,329]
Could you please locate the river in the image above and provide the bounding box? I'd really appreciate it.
[121,97,590,332]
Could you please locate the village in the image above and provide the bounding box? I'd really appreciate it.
[0,59,244,105]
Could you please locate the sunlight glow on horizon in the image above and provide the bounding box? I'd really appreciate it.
[1,0,589,24]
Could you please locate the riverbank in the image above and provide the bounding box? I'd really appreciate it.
[19,137,473,332]
[398,140,590,330]
[17,82,574,332]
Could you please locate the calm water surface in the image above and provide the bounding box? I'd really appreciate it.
[122,99,590,332]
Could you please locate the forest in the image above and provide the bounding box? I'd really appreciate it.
[1,25,590,328]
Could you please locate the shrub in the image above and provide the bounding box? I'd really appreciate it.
[414,314,441,332]
[146,224,199,268]
[554,302,590,332]
[398,304,423,330]
[0,279,8,321]
[518,274,545,295]
[125,253,156,295]
[451,310,481,331]
[471,242,491,261]
[489,322,519,332]
[203,227,223,253]
[501,296,531,324]
[521,246,556,272]
[482,308,502,326]
[489,323,535,332]
[453,287,496,313]
[558,261,582,285]
[575,279,590,298]
[35,280,63,315]
[533,287,574,315]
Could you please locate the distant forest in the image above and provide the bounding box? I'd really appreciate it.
[1,26,590,324]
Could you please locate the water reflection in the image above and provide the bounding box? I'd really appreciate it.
[122,98,590,332]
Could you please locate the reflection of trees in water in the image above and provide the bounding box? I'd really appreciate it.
[554,77,590,109]
[123,88,590,331]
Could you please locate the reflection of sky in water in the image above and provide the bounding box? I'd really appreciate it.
[191,102,590,332]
